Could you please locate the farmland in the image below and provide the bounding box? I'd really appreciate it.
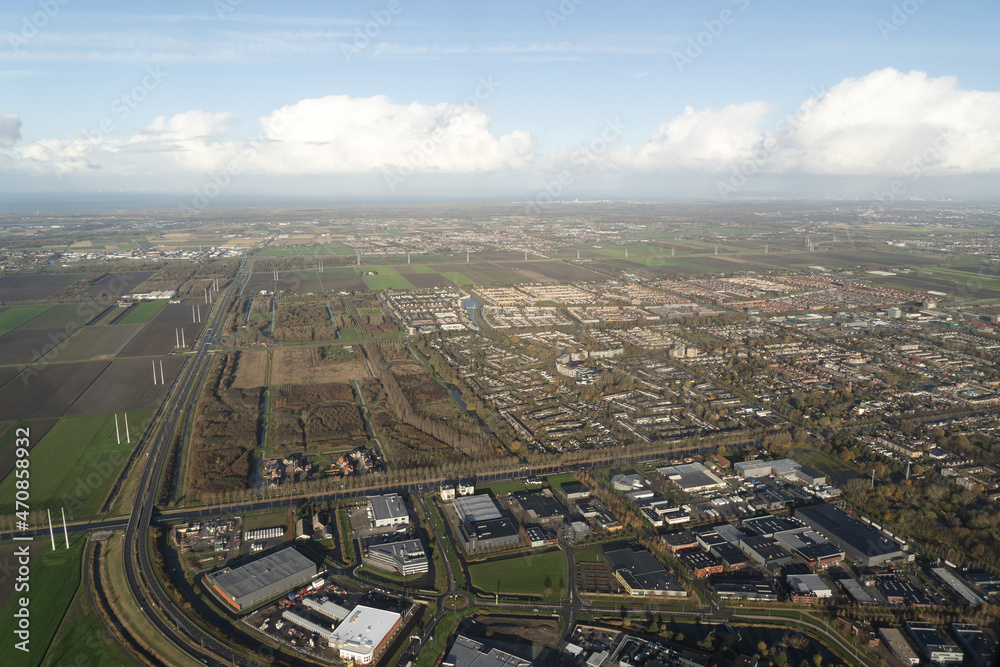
[256,243,356,256]
[0,304,52,335]
[0,360,111,420]
[36,324,143,363]
[0,535,86,667]
[118,299,168,324]
[468,549,568,603]
[66,356,185,415]
[269,348,366,386]
[0,412,150,517]
[19,302,108,330]
[0,274,79,302]
[361,266,414,291]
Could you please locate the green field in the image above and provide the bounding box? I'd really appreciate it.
[0,536,85,667]
[409,264,436,274]
[573,549,608,565]
[0,305,52,336]
[37,324,143,363]
[0,412,151,518]
[469,549,568,602]
[545,473,578,490]
[17,303,109,330]
[360,267,414,291]
[256,244,356,256]
[441,271,476,286]
[118,299,167,324]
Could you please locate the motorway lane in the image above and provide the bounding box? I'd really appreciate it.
[122,263,258,667]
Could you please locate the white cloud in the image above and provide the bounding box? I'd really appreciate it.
[0,95,534,177]
[614,101,773,171]
[0,109,21,148]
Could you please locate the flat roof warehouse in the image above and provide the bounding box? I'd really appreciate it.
[206,547,317,611]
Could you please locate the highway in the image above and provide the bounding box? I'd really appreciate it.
[120,261,260,667]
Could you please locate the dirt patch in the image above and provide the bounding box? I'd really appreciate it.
[270,383,367,455]
[270,348,365,386]
[232,350,268,388]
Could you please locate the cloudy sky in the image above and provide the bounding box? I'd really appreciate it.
[1,0,998,208]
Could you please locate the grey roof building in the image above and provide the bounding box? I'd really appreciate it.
[605,547,687,597]
[206,547,317,611]
[366,538,429,576]
[367,493,410,528]
[905,621,964,664]
[951,623,998,667]
[795,504,904,567]
[442,635,531,667]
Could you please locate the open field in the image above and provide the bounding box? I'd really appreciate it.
[269,383,368,456]
[39,577,132,667]
[118,299,168,324]
[20,302,109,330]
[545,473,579,490]
[77,271,157,296]
[794,448,863,486]
[150,298,209,324]
[0,327,74,364]
[0,360,110,421]
[119,321,205,357]
[37,324,144,363]
[476,479,525,496]
[428,263,532,285]
[469,549,568,602]
[361,266,414,291]
[274,301,340,342]
[320,275,371,292]
[269,349,366,386]
[0,304,52,335]
[0,274,79,302]
[0,418,56,486]
[441,271,475,286]
[0,412,150,517]
[66,356,184,415]
[256,243,356,256]
[232,350,268,388]
[0,536,85,667]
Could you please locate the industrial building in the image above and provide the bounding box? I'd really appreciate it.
[328,605,402,664]
[735,459,826,486]
[442,635,532,667]
[657,462,728,494]
[508,489,566,529]
[605,547,687,597]
[905,621,964,664]
[457,516,522,554]
[712,577,778,601]
[772,527,845,568]
[878,628,920,666]
[367,493,410,528]
[795,504,904,566]
[951,623,998,667]
[931,568,984,607]
[302,598,353,623]
[366,539,429,576]
[678,549,723,578]
[738,536,792,568]
[786,574,833,598]
[454,494,504,522]
[206,547,318,611]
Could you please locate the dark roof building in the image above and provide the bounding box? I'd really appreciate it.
[458,516,522,555]
[795,504,904,567]
[605,547,687,597]
[678,549,724,578]
[206,547,317,611]
[905,622,964,664]
[951,623,997,667]
[442,635,531,667]
[508,489,565,529]
[712,577,778,601]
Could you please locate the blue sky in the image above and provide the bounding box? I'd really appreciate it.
[1,0,999,206]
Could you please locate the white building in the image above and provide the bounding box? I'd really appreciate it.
[329,605,402,664]
[367,493,409,528]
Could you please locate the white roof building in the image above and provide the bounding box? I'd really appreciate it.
[329,605,402,664]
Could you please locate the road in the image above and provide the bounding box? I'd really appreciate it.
[120,261,259,667]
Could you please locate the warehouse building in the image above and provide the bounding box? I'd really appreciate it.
[931,568,984,607]
[454,494,504,523]
[905,621,964,664]
[328,605,403,665]
[773,527,845,568]
[878,628,920,666]
[367,493,410,528]
[795,504,904,567]
[786,574,832,599]
[678,549,723,578]
[458,516,522,554]
[735,459,826,486]
[206,547,317,611]
[951,623,997,667]
[605,547,687,597]
[303,598,352,623]
[442,635,532,667]
[366,539,429,576]
[508,489,566,529]
[738,536,792,568]
[282,610,335,642]
[712,577,778,601]
[657,462,728,494]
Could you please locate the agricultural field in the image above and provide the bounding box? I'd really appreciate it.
[0,327,75,365]
[0,536,86,667]
[0,274,80,302]
[16,302,109,330]
[119,320,205,357]
[360,266,414,291]
[0,304,52,335]
[36,324,144,363]
[440,271,476,286]
[256,243,356,256]
[269,348,366,386]
[0,418,56,485]
[232,350,268,388]
[268,383,368,456]
[118,299,168,324]
[468,549,568,603]
[66,356,185,415]
[0,412,150,517]
[0,360,111,421]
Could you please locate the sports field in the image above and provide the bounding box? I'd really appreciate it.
[469,549,568,602]
[0,411,151,517]
[118,299,168,324]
